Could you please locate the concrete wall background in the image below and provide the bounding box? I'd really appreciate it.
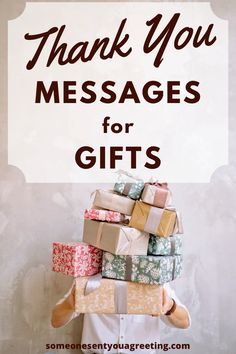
[0,0,236,353]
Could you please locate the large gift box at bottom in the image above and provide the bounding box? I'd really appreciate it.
[102,252,183,285]
[74,276,163,315]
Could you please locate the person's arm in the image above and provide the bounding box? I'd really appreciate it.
[51,282,78,328]
[161,287,190,329]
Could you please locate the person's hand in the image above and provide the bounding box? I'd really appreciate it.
[162,287,174,315]
[151,287,174,317]
[51,284,76,328]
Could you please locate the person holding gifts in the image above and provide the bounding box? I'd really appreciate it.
[51,174,190,354]
[51,283,190,354]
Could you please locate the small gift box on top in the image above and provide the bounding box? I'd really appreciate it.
[114,170,144,200]
[141,182,171,208]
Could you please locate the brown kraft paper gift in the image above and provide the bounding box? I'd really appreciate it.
[129,201,182,237]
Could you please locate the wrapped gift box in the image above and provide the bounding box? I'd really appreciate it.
[129,201,182,237]
[114,171,144,200]
[93,189,135,216]
[141,183,171,208]
[102,252,182,285]
[83,219,149,255]
[148,234,182,256]
[84,208,125,223]
[74,276,163,315]
[52,242,102,277]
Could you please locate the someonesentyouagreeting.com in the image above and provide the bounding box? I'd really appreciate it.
[45,342,191,351]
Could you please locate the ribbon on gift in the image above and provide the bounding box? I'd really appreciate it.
[94,221,105,248]
[143,182,171,208]
[171,256,176,280]
[154,188,170,208]
[170,237,176,256]
[115,170,144,199]
[84,273,103,295]
[118,230,134,255]
[144,206,163,234]
[145,180,169,189]
[118,228,148,255]
[171,255,183,280]
[124,255,133,281]
[122,182,133,196]
[84,273,128,313]
[167,207,184,234]
[136,202,183,235]
[114,280,128,313]
[93,220,146,254]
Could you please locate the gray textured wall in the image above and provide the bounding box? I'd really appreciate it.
[0,0,236,353]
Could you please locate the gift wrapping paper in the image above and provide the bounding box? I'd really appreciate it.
[74,276,163,315]
[102,252,182,285]
[141,183,171,208]
[114,171,144,200]
[148,234,182,256]
[93,189,135,216]
[84,208,125,223]
[83,218,149,255]
[52,242,102,277]
[129,201,182,237]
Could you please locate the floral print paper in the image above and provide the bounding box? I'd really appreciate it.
[114,180,144,200]
[52,242,102,277]
[84,208,125,223]
[148,234,182,256]
[75,276,163,315]
[114,171,144,200]
[102,252,182,285]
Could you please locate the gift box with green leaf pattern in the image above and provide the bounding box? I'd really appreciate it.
[102,252,182,285]
[148,234,182,256]
[114,171,144,200]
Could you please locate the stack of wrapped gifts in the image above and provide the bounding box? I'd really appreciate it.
[52,171,183,318]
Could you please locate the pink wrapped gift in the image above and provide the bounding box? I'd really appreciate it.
[52,242,102,277]
[84,208,125,223]
[141,182,171,208]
